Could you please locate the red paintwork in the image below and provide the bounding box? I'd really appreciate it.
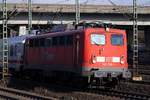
[25,30,82,70]
[83,28,128,69]
[25,28,128,75]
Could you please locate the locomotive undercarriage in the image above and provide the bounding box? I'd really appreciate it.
[86,74,121,88]
[11,65,131,89]
[81,67,132,88]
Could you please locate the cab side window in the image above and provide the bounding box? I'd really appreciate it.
[45,38,52,47]
[59,36,66,46]
[39,38,45,47]
[52,37,59,46]
[66,35,73,46]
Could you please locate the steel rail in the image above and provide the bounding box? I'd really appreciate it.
[84,88,150,100]
[0,86,57,100]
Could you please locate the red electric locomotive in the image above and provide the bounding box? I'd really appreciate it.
[22,23,131,85]
[0,23,131,86]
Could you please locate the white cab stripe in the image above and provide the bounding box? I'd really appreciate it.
[96,56,120,63]
[112,57,120,62]
[96,56,105,62]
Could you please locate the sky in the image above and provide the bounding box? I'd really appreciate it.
[1,0,150,6]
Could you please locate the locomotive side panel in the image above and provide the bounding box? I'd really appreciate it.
[24,31,84,76]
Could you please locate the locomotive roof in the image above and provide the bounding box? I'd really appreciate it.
[27,29,84,39]
[27,27,126,40]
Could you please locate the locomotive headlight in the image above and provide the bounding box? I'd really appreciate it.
[92,55,97,64]
[92,58,97,64]
[120,60,124,64]
[120,55,124,64]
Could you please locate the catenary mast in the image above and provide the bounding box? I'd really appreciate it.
[132,0,142,81]
[75,0,80,25]
[2,0,9,81]
[28,0,32,34]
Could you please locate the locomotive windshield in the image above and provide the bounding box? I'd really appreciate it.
[111,34,123,45]
[91,34,105,45]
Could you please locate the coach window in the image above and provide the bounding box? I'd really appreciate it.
[91,34,105,45]
[26,40,30,47]
[111,34,123,46]
[66,35,73,46]
[52,37,58,46]
[45,38,52,47]
[29,39,34,47]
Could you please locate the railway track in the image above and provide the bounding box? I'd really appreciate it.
[2,77,150,100]
[129,65,150,83]
[0,86,57,100]
[102,89,150,100]
[5,76,150,100]
[84,87,150,100]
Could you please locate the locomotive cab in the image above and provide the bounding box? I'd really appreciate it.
[82,27,131,81]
